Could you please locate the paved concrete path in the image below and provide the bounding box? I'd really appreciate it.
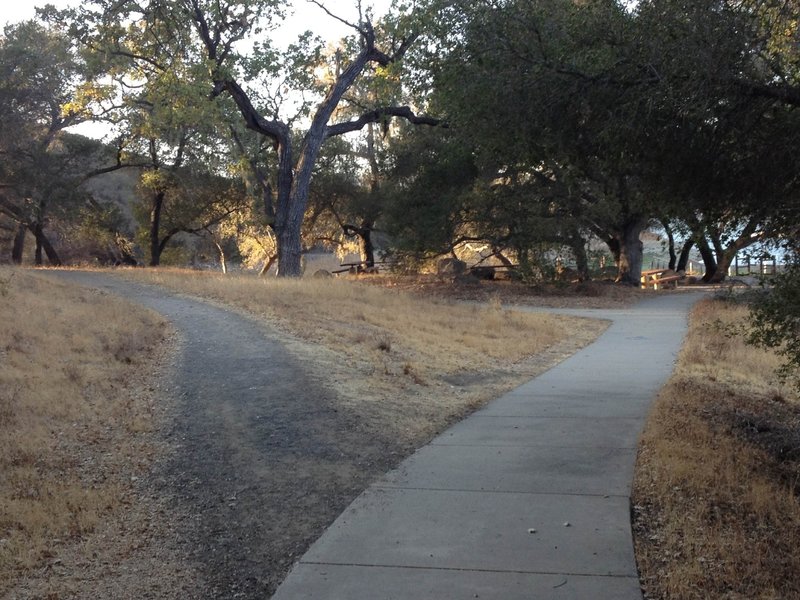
[272,292,704,600]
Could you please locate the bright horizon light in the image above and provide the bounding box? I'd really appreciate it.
[0,1,395,46]
[1,0,396,139]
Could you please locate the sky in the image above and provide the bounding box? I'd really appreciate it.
[0,1,395,46]
[0,0,396,138]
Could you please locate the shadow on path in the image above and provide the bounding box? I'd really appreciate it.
[48,271,403,598]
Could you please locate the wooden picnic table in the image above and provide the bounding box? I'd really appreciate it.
[641,268,681,290]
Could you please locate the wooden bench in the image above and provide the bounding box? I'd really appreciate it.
[640,268,668,288]
[651,274,681,290]
[641,269,681,290]
[332,260,386,275]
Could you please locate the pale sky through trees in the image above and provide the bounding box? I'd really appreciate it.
[0,1,395,44]
[1,0,395,138]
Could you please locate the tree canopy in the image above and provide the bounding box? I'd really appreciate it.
[414,0,800,282]
[0,0,796,285]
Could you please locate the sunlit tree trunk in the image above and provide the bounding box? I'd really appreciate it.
[211,239,227,274]
[258,254,278,277]
[209,23,436,277]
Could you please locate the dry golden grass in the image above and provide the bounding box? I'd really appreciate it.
[0,267,172,594]
[633,298,800,599]
[17,266,605,598]
[118,268,569,372]
[114,269,605,444]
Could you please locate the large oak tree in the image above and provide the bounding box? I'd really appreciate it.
[0,18,110,265]
[70,0,439,275]
[425,0,800,284]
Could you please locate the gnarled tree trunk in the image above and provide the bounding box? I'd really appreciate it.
[205,18,436,277]
[30,222,61,266]
[696,236,717,282]
[609,217,647,286]
[11,223,26,264]
[676,239,694,272]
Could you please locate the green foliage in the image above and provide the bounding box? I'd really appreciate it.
[133,164,248,261]
[0,17,112,264]
[748,252,800,389]
[381,128,477,261]
[419,0,800,281]
[422,0,658,279]
[7,0,794,277]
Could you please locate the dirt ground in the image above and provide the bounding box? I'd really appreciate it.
[3,273,611,599]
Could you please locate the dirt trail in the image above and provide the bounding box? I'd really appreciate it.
[50,271,403,598]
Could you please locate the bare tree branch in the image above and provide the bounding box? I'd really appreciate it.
[305,0,366,35]
[221,80,290,145]
[80,162,149,183]
[325,106,442,138]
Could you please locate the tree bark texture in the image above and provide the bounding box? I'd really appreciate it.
[11,223,26,264]
[275,222,303,277]
[612,217,647,285]
[198,14,435,277]
[696,235,717,281]
[677,239,694,272]
[30,222,61,266]
[149,190,165,267]
[709,249,737,283]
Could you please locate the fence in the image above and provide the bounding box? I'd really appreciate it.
[730,255,778,276]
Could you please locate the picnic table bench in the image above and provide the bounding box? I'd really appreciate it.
[332,260,384,275]
[641,269,682,290]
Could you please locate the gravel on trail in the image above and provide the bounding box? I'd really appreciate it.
[50,271,404,598]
